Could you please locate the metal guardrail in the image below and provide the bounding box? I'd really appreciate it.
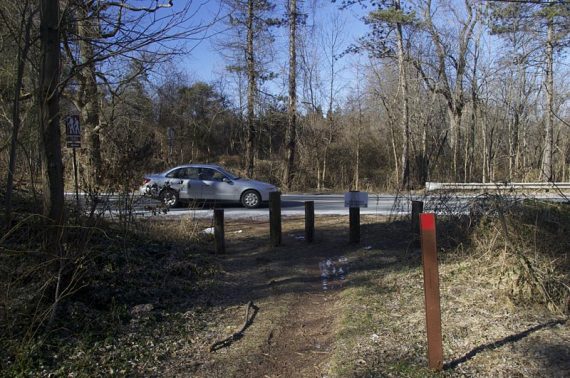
[426,182,570,191]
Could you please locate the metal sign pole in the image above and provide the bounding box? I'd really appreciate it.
[73,146,79,209]
[65,115,81,210]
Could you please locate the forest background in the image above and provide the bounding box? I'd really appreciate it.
[1,0,569,211]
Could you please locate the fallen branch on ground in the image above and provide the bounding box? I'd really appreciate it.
[210,301,259,352]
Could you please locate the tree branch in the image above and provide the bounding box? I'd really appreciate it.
[100,0,174,13]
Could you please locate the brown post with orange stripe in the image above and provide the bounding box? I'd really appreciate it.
[420,213,443,371]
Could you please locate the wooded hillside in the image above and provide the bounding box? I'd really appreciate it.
[1,1,569,208]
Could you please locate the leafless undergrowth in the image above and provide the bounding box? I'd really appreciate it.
[425,191,569,314]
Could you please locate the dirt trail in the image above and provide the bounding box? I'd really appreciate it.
[188,219,352,378]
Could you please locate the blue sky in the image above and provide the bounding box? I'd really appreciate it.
[175,1,369,89]
[159,0,569,116]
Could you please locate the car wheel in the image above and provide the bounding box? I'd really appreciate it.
[241,190,261,209]
[160,189,179,208]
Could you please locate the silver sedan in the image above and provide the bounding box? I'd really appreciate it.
[139,164,278,208]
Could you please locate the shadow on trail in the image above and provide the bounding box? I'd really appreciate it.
[444,319,568,371]
[201,212,482,313]
[208,218,424,309]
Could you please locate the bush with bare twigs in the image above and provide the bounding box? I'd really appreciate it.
[465,197,570,314]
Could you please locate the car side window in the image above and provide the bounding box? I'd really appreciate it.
[166,168,200,179]
[198,168,216,181]
[185,168,200,179]
[211,170,225,181]
[166,169,181,178]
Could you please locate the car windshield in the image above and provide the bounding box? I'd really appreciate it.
[216,167,240,180]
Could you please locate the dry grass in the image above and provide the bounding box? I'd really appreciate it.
[328,202,569,377]
[2,200,569,377]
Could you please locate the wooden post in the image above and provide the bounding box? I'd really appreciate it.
[305,201,314,243]
[412,200,424,247]
[269,191,282,246]
[214,208,225,254]
[420,213,443,371]
[349,206,360,244]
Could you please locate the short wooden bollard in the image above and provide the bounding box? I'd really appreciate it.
[349,207,360,244]
[412,200,424,247]
[305,201,314,243]
[269,191,282,246]
[214,208,225,254]
[420,213,443,371]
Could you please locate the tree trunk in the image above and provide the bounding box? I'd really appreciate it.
[395,0,410,190]
[448,107,462,180]
[321,143,329,189]
[390,121,399,186]
[284,0,298,189]
[39,0,64,225]
[355,103,363,191]
[5,3,34,227]
[540,18,554,182]
[482,115,487,183]
[77,5,103,186]
[466,34,480,182]
[40,1,65,325]
[245,0,256,177]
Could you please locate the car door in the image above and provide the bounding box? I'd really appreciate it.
[164,168,186,194]
[182,167,204,199]
[199,168,237,201]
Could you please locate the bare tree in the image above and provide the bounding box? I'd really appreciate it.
[414,0,480,181]
[39,0,64,224]
[1,0,37,225]
[246,0,257,177]
[61,0,217,186]
[320,11,346,190]
[221,0,278,177]
[490,0,569,181]
[283,0,298,189]
[347,0,417,188]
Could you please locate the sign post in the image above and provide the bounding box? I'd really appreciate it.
[412,200,424,247]
[65,115,81,209]
[420,213,443,371]
[269,191,282,247]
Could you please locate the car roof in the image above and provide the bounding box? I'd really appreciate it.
[170,163,222,170]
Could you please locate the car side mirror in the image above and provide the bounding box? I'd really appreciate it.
[222,177,232,184]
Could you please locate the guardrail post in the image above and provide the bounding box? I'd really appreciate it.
[420,213,443,371]
[270,191,282,247]
[214,208,225,254]
[349,206,360,244]
[411,200,424,247]
[305,201,314,243]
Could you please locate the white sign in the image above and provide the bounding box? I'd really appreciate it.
[344,191,368,208]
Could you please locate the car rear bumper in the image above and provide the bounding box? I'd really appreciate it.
[139,185,156,197]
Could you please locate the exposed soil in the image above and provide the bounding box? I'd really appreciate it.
[160,215,569,377]
[169,217,352,377]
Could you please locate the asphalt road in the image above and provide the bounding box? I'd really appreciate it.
[74,193,485,220]
[151,194,409,219]
[68,192,568,220]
